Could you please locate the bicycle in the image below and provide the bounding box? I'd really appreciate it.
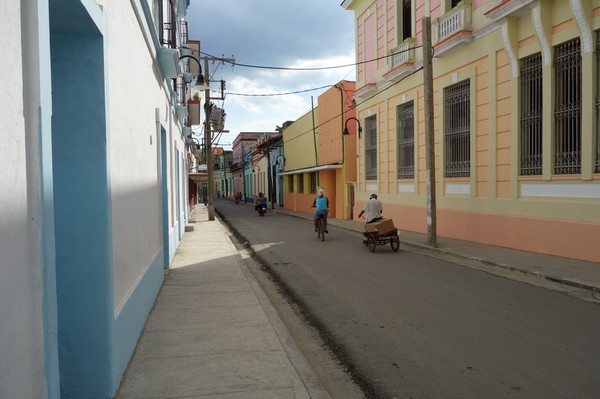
[316,214,327,241]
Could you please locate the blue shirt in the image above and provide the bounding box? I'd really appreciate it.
[315,196,328,211]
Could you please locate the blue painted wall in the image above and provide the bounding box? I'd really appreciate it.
[51,30,113,397]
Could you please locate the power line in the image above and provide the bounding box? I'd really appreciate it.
[200,47,421,71]
[227,84,333,97]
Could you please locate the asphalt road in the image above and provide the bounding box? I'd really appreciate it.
[216,199,600,399]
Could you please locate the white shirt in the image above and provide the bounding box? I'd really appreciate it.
[363,198,382,222]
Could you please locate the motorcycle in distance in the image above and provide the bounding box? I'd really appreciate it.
[255,192,267,217]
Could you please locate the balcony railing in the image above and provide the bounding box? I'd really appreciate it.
[385,38,416,83]
[432,0,472,57]
[391,38,415,69]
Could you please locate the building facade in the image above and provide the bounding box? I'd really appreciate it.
[230,132,277,202]
[2,1,199,397]
[342,0,600,262]
[281,109,322,213]
[317,81,358,219]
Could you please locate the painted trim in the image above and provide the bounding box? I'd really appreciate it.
[398,183,415,193]
[280,164,342,176]
[571,0,592,53]
[111,249,163,391]
[521,182,600,198]
[501,23,518,78]
[532,6,551,67]
[445,182,471,195]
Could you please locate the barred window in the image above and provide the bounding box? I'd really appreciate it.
[365,116,378,180]
[287,175,294,193]
[520,53,543,175]
[596,31,600,173]
[554,38,581,175]
[444,80,470,177]
[310,172,317,194]
[397,101,415,179]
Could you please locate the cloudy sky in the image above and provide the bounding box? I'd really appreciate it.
[186,1,356,150]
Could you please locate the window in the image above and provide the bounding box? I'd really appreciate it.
[298,174,304,193]
[287,175,294,193]
[397,101,415,179]
[399,0,412,42]
[365,116,378,180]
[596,31,600,173]
[554,38,581,175]
[310,172,317,193]
[519,53,543,175]
[160,0,177,48]
[444,80,470,177]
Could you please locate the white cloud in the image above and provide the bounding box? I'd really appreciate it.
[187,0,356,148]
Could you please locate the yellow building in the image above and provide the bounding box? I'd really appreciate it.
[281,81,359,218]
[281,109,320,213]
[342,0,600,262]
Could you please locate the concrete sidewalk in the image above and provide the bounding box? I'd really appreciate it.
[116,205,330,399]
[274,206,600,301]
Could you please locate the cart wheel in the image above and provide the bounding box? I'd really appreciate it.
[368,236,377,252]
[390,236,400,252]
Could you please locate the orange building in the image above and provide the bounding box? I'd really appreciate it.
[281,81,358,219]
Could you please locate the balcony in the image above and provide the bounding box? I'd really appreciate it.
[188,99,201,126]
[484,0,537,23]
[157,48,180,79]
[384,38,416,83]
[432,0,473,57]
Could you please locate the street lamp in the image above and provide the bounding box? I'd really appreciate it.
[179,55,209,90]
[343,117,362,138]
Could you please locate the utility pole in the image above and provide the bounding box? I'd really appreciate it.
[204,56,215,220]
[202,56,234,221]
[423,17,437,246]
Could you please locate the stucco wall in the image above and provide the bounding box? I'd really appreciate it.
[0,2,51,398]
[105,2,169,315]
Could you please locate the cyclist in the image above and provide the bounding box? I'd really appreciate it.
[255,192,267,212]
[311,188,329,233]
[358,193,383,245]
[358,193,383,223]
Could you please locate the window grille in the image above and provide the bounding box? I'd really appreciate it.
[596,31,600,173]
[160,0,177,48]
[444,80,470,177]
[520,53,543,175]
[310,172,317,193]
[287,175,294,193]
[365,116,378,180]
[554,38,582,175]
[397,101,415,179]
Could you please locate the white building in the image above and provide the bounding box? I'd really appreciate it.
[1,1,200,397]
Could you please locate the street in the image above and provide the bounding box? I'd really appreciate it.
[216,199,600,399]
